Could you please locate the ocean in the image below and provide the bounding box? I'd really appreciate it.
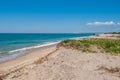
[0,33,93,61]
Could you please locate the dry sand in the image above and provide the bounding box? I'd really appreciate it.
[0,33,120,80]
[2,48,120,80]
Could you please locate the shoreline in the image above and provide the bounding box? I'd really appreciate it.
[0,44,57,76]
[0,41,60,62]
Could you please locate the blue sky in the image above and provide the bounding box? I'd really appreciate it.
[0,0,120,33]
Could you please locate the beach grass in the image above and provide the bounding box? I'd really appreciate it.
[58,38,120,54]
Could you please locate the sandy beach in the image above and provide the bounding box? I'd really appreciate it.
[0,34,120,80]
[0,45,57,78]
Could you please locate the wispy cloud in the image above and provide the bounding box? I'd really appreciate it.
[87,21,116,26]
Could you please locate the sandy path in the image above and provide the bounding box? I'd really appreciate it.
[3,48,120,80]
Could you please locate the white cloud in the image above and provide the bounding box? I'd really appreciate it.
[87,21,115,26]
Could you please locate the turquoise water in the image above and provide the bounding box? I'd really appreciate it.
[0,33,93,61]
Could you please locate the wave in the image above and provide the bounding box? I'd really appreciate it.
[0,41,60,62]
[9,41,60,53]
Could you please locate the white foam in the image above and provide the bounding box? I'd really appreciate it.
[9,41,60,53]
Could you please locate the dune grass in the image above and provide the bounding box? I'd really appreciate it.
[58,38,120,54]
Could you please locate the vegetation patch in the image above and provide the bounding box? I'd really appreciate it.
[58,38,120,54]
